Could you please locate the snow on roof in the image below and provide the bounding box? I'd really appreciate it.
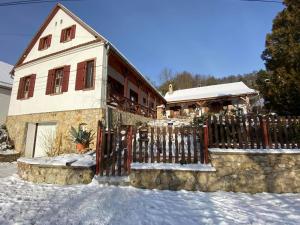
[0,61,13,89]
[165,82,257,103]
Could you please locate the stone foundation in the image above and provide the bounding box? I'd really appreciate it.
[130,150,300,193]
[6,108,105,156]
[111,108,152,126]
[17,161,95,185]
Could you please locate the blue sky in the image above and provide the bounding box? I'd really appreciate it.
[0,0,283,84]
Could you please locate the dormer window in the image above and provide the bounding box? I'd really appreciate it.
[38,35,52,50]
[60,25,76,43]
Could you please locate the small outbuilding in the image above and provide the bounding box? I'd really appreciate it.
[0,61,13,124]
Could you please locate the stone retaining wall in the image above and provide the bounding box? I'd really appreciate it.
[130,150,300,193]
[18,161,95,185]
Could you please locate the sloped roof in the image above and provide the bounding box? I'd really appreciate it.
[12,3,164,100]
[165,82,257,103]
[0,61,13,89]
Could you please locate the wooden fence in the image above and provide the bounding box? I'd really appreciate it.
[207,115,300,149]
[95,121,209,176]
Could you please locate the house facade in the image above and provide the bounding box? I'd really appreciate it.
[0,61,13,124]
[164,82,258,119]
[7,4,165,157]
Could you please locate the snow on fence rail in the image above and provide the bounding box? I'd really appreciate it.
[95,121,209,176]
[207,115,300,149]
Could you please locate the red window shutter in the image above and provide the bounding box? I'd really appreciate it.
[75,61,86,90]
[38,39,43,50]
[17,77,25,99]
[62,65,70,92]
[60,29,66,42]
[28,74,36,98]
[47,35,52,47]
[46,69,55,95]
[71,25,76,39]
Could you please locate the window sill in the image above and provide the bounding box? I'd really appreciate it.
[82,86,95,91]
[61,39,73,43]
[50,92,64,96]
[38,47,50,51]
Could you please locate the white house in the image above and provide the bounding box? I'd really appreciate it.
[7,3,165,157]
[0,61,13,124]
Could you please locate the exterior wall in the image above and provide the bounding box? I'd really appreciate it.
[130,151,300,193]
[111,108,151,126]
[9,43,105,116]
[6,108,104,155]
[0,87,11,124]
[24,8,96,63]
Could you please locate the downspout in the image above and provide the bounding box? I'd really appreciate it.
[102,41,110,127]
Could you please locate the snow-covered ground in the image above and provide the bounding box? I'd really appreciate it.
[0,162,17,178]
[0,175,300,225]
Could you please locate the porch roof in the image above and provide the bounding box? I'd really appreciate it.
[165,82,257,103]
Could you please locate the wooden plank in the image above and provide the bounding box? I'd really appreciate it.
[242,115,249,149]
[156,127,161,163]
[187,127,191,163]
[111,129,116,176]
[213,115,219,148]
[278,117,284,148]
[225,116,231,148]
[132,127,137,162]
[180,127,186,163]
[297,117,300,148]
[203,125,209,164]
[231,116,237,149]
[253,116,260,149]
[127,126,133,174]
[162,127,167,163]
[283,117,289,149]
[139,128,143,163]
[144,127,149,163]
[175,127,179,163]
[95,120,103,176]
[248,116,254,149]
[105,129,111,176]
[199,126,204,164]
[288,116,294,148]
[272,116,278,149]
[150,127,154,163]
[168,126,173,163]
[236,116,243,149]
[219,115,225,149]
[117,127,122,176]
[208,116,213,147]
[193,128,198,163]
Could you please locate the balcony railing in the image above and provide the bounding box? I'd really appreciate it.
[107,92,156,118]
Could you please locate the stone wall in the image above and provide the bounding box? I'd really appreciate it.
[18,161,95,185]
[111,108,151,126]
[6,108,105,156]
[130,150,300,193]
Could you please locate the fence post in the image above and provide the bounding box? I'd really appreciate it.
[127,126,133,174]
[261,117,269,149]
[203,124,209,164]
[95,120,103,175]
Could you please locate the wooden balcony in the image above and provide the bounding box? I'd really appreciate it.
[107,92,157,118]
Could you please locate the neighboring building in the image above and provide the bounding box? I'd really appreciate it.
[0,61,13,124]
[7,3,165,157]
[164,82,258,118]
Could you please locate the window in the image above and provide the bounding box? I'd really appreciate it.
[46,66,70,95]
[38,35,52,50]
[24,77,31,98]
[17,74,36,100]
[85,60,94,89]
[130,89,138,103]
[60,25,76,42]
[75,59,95,90]
[53,68,64,94]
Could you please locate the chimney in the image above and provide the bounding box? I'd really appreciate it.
[169,84,173,94]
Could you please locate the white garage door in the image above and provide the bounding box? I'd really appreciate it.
[34,123,57,158]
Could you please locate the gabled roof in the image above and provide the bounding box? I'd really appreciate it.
[0,61,13,89]
[165,82,257,103]
[12,3,164,100]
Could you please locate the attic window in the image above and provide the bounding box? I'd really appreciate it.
[60,25,76,43]
[38,35,52,50]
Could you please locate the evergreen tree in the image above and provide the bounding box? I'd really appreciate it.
[261,0,300,115]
